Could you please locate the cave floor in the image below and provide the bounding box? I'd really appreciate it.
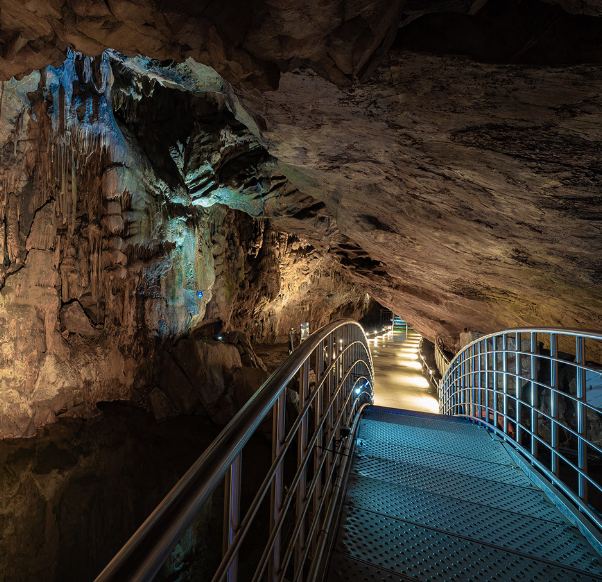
[371,331,439,413]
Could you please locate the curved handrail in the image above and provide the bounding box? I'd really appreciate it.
[95,318,374,582]
[434,337,451,377]
[439,326,602,531]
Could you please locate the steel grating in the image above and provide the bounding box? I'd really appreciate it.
[364,409,488,437]
[355,439,534,487]
[352,455,562,522]
[345,475,600,572]
[359,419,513,465]
[327,552,412,581]
[333,506,602,581]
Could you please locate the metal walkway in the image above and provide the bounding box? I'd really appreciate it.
[327,407,602,582]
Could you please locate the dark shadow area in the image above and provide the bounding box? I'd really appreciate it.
[0,402,272,582]
[395,0,602,65]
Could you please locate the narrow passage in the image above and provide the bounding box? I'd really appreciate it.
[370,329,438,413]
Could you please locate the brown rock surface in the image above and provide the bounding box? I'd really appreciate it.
[0,51,368,437]
[242,51,602,348]
[0,0,602,435]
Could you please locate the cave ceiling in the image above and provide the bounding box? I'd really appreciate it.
[1,0,602,347]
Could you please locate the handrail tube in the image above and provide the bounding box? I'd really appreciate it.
[450,398,602,491]
[214,370,370,582]
[442,381,602,460]
[440,366,602,451]
[306,402,370,582]
[449,346,602,393]
[275,379,366,582]
[291,401,369,582]
[440,326,602,535]
[250,373,370,582]
[95,318,368,582]
[450,411,602,531]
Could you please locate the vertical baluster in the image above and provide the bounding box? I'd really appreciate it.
[470,343,475,419]
[530,332,538,458]
[295,360,310,575]
[335,328,342,444]
[483,339,491,421]
[514,333,522,445]
[503,333,509,436]
[459,354,464,415]
[477,342,480,418]
[550,333,559,477]
[269,392,286,581]
[576,336,588,504]
[492,336,498,431]
[223,453,242,582]
[313,342,325,557]
[344,326,350,421]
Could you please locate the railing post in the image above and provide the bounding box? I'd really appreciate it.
[514,333,522,445]
[470,343,475,420]
[223,453,242,582]
[492,336,498,431]
[312,342,324,558]
[269,392,286,581]
[550,333,559,477]
[502,333,509,437]
[335,328,342,444]
[295,360,310,575]
[576,336,589,504]
[477,341,480,418]
[530,332,538,458]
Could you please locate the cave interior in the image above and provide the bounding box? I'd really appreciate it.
[0,0,601,580]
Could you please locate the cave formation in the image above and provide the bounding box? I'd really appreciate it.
[0,0,601,577]
[0,0,600,438]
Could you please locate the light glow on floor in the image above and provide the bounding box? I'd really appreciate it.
[400,360,422,370]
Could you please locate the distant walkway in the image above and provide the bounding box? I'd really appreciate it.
[370,330,439,413]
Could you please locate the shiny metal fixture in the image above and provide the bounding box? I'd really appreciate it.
[440,327,602,530]
[94,319,374,582]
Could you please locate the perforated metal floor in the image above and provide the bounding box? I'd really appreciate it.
[326,407,602,582]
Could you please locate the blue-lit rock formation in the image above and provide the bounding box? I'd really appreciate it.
[0,50,368,438]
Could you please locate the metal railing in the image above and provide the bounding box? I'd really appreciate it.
[439,328,602,529]
[95,319,374,582]
[434,337,451,378]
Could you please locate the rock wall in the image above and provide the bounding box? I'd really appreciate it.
[1,2,602,387]
[244,49,602,350]
[0,51,367,438]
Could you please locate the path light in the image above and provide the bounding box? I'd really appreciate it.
[401,360,422,370]
[404,375,430,388]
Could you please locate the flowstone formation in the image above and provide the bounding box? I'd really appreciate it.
[0,50,368,438]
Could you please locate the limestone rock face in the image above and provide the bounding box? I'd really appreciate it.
[242,50,602,349]
[1,1,602,435]
[0,51,367,438]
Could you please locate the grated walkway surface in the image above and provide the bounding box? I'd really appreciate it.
[327,407,602,582]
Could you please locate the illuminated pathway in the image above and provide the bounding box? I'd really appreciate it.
[369,330,438,413]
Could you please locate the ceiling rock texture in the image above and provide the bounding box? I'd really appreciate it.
[0,0,602,434]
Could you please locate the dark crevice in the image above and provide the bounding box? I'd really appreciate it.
[394,0,602,65]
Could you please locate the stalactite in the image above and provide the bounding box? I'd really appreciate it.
[41,48,128,230]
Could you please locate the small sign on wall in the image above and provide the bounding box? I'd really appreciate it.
[300,323,309,342]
